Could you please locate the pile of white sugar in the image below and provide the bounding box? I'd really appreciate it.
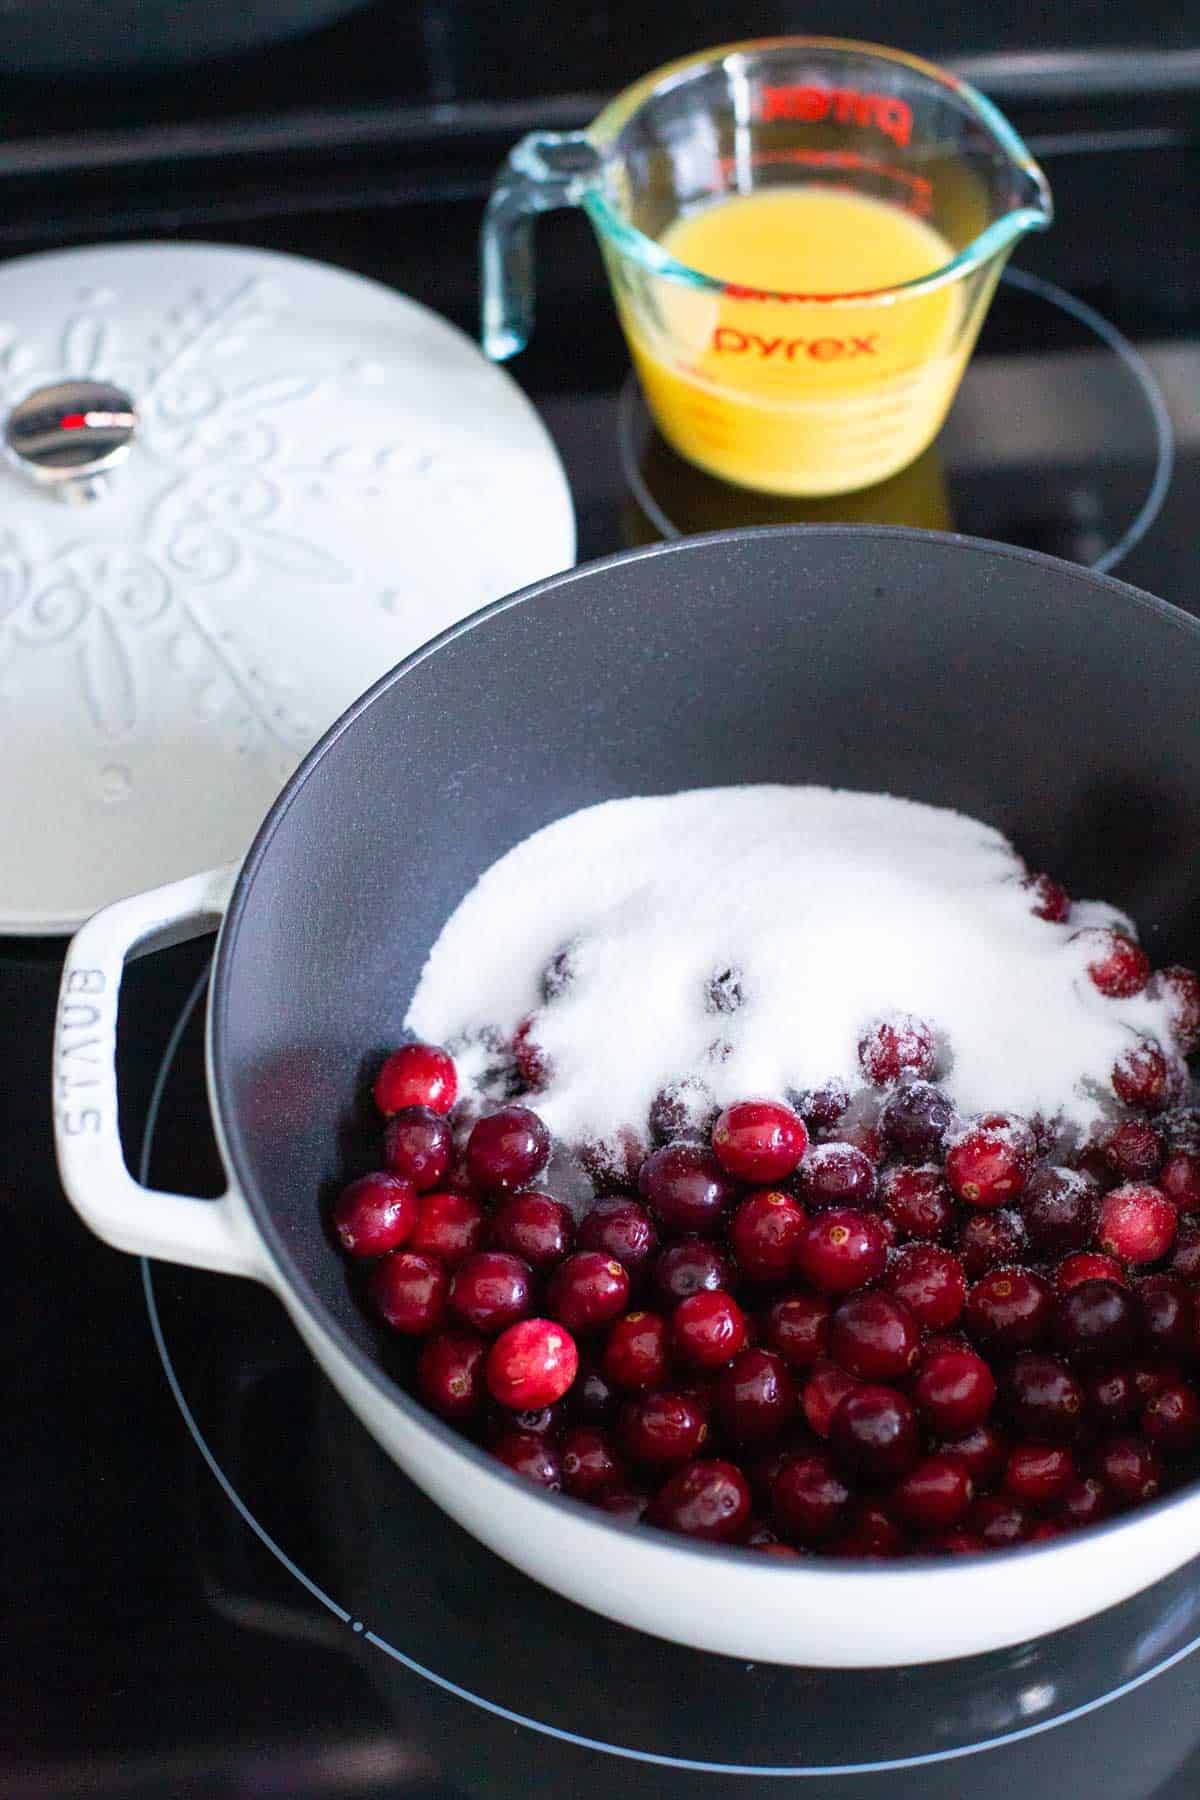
[405,786,1179,1154]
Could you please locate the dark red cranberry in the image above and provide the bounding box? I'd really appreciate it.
[712,1099,807,1183]
[638,1143,739,1234]
[486,1316,578,1410]
[858,1014,935,1086]
[374,1043,457,1117]
[1096,1435,1163,1506]
[652,1459,750,1542]
[1112,1039,1172,1112]
[597,1484,652,1522]
[622,1390,709,1467]
[1075,926,1151,998]
[490,1191,574,1269]
[449,1250,533,1334]
[1023,872,1071,922]
[795,1143,877,1210]
[880,1164,953,1241]
[1056,1251,1127,1292]
[803,1359,861,1438]
[485,1400,564,1442]
[915,1347,996,1434]
[945,1115,1033,1207]
[1136,1272,1194,1356]
[829,1292,920,1381]
[332,1171,418,1258]
[1168,1215,1200,1279]
[672,1290,748,1368]
[1028,1519,1065,1543]
[1006,1353,1083,1442]
[881,1083,956,1161]
[571,1362,619,1424]
[969,1494,1031,1547]
[928,1529,987,1555]
[936,1423,1008,1490]
[829,1384,918,1479]
[1103,1121,1164,1182]
[578,1130,649,1197]
[1128,1358,1184,1403]
[884,1245,966,1331]
[1099,1183,1177,1263]
[1143,1382,1200,1451]
[648,1075,717,1144]
[761,1293,833,1370]
[602,1310,670,1391]
[895,1453,974,1531]
[1160,1150,1200,1213]
[1022,1167,1098,1256]
[714,1348,797,1445]
[965,1268,1054,1353]
[795,1207,887,1294]
[1056,1278,1138,1361]
[577,1197,658,1276]
[729,1189,807,1281]
[1061,1476,1110,1528]
[466,1105,551,1192]
[367,1250,448,1334]
[771,1451,850,1543]
[1005,1443,1075,1506]
[547,1252,630,1333]
[840,1498,908,1558]
[957,1208,1026,1277]
[1152,965,1200,1056]
[512,1014,551,1089]
[789,1080,851,1130]
[383,1106,454,1192]
[409,1189,487,1267]
[491,1430,562,1489]
[416,1328,486,1419]
[1084,1365,1138,1428]
[561,1426,626,1500]
[652,1241,735,1307]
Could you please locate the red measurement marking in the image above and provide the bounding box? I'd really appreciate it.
[758,84,913,148]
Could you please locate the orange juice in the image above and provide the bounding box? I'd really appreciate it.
[623,186,976,496]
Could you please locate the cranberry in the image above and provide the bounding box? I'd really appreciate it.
[638,1143,738,1233]
[1143,1382,1200,1451]
[490,1191,573,1269]
[969,1495,1031,1547]
[485,1400,563,1442]
[1152,965,1200,1056]
[839,1498,908,1559]
[383,1106,454,1191]
[712,1099,807,1183]
[771,1451,850,1543]
[1160,1150,1200,1213]
[945,1115,1033,1207]
[1129,1358,1184,1402]
[466,1106,551,1192]
[1099,1183,1177,1263]
[652,1459,751,1542]
[597,1484,652,1522]
[561,1426,626,1499]
[409,1189,487,1267]
[374,1042,457,1117]
[1084,1365,1139,1427]
[332,1171,418,1258]
[1103,1121,1164,1182]
[928,1529,986,1555]
[622,1390,709,1467]
[790,1080,851,1130]
[965,1268,1053,1353]
[367,1250,448,1334]
[915,1347,996,1434]
[486,1317,578,1410]
[1022,1166,1098,1256]
[895,1453,974,1531]
[880,1164,952,1241]
[796,1207,887,1294]
[491,1429,562,1489]
[1075,926,1151,998]
[705,965,745,1015]
[761,1292,833,1369]
[1060,1476,1109,1527]
[1056,1250,1127,1292]
[571,1362,620,1424]
[577,1197,658,1277]
[829,1292,920,1381]
[416,1328,487,1419]
[1056,1278,1139,1363]
[937,1423,1008,1490]
[1023,872,1071,922]
[652,1241,735,1306]
[599,1311,667,1393]
[547,1252,630,1333]
[449,1250,533,1334]
[714,1348,797,1445]
[829,1385,918,1480]
[884,1245,966,1331]
[1096,1435,1163,1506]
[957,1209,1026,1277]
[1136,1272,1194,1356]
[672,1289,748,1368]
[881,1083,956,1161]
[648,1075,717,1144]
[795,1143,877,1210]
[858,1014,936,1086]
[803,1359,861,1438]
[1112,1039,1172,1112]
[1004,1443,1075,1507]
[512,1014,551,1089]
[1169,1215,1200,1279]
[578,1130,649,1196]
[729,1190,807,1281]
[1006,1352,1083,1442]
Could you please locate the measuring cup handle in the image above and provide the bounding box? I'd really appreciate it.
[480,131,602,360]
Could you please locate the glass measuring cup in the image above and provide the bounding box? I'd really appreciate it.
[482,38,1052,497]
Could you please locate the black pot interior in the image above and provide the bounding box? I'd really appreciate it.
[212,526,1200,1384]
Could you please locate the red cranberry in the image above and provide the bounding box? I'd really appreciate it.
[829,1384,918,1479]
[895,1453,974,1531]
[729,1190,807,1281]
[1095,1435,1163,1506]
[1006,1352,1083,1441]
[652,1241,735,1307]
[490,1191,574,1269]
[1169,1215,1200,1279]
[915,1347,996,1434]
[491,1430,562,1489]
[512,1014,551,1089]
[672,1290,748,1368]
[597,1484,652,1522]
[1099,1183,1177,1263]
[1005,1443,1075,1506]
[466,1106,551,1192]
[771,1451,850,1543]
[652,1459,750,1542]
[1075,926,1151,998]
[880,1164,953,1241]
[571,1362,619,1424]
[936,1423,1008,1489]
[965,1268,1054,1353]
[1152,965,1200,1056]
[1061,1475,1110,1527]
[603,1308,670,1390]
[1103,1121,1164,1182]
[945,1115,1033,1207]
[1160,1150,1200,1213]
[1112,1039,1172,1112]
[638,1144,738,1234]
[829,1292,920,1381]
[881,1083,957,1161]
[1022,1167,1098,1256]
[803,1359,861,1438]
[1143,1382,1200,1452]
[1056,1278,1138,1361]
[796,1208,887,1294]
[486,1317,578,1410]
[1056,1250,1127,1292]
[712,1099,807,1183]
[761,1293,833,1369]
[1129,1358,1184,1402]
[484,1400,564,1442]
[416,1328,487,1419]
[1023,871,1071,922]
[790,1080,851,1131]
[957,1209,1027,1277]
[367,1250,448,1334]
[928,1529,987,1555]
[795,1143,877,1210]
[577,1197,658,1277]
[1028,1519,1065,1543]
[858,1014,935,1086]
[1136,1272,1194,1356]
[1084,1365,1139,1427]
[449,1250,533,1334]
[714,1348,797,1445]
[561,1426,626,1499]
[648,1075,717,1144]
[578,1130,649,1197]
[374,1042,457,1117]
[409,1189,487,1267]
[969,1494,1031,1547]
[884,1245,966,1331]
[547,1252,630,1332]
[622,1390,709,1467]
[383,1106,454,1192]
[332,1171,418,1258]
[839,1498,908,1559]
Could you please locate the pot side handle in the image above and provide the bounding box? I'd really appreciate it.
[52,864,266,1281]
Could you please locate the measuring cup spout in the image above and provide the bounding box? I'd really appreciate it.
[481,132,603,359]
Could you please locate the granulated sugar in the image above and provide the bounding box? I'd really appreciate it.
[406,786,1177,1157]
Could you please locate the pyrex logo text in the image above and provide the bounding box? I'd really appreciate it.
[712,329,880,361]
[759,84,913,148]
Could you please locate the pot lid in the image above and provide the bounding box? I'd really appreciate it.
[0,242,575,935]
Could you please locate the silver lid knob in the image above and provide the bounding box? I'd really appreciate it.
[4,378,137,503]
